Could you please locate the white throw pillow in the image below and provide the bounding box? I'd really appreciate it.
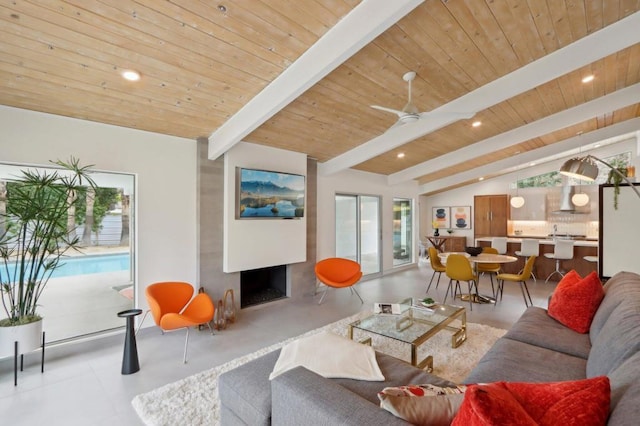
[269,331,385,381]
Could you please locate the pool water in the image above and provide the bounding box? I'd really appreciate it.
[51,253,130,278]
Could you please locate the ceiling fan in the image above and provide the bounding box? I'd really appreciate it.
[371,71,473,130]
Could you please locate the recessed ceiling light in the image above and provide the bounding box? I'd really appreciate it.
[594,143,601,148]
[478,177,484,181]
[581,74,595,83]
[121,70,141,81]
[397,152,405,158]
[529,162,536,166]
[472,121,482,128]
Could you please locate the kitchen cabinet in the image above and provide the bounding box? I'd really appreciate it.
[510,188,547,220]
[474,195,508,238]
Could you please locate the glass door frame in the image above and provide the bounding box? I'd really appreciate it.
[335,193,382,277]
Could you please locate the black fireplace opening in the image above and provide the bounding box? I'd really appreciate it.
[241,265,287,308]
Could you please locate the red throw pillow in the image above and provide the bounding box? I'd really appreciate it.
[452,377,610,426]
[548,270,604,333]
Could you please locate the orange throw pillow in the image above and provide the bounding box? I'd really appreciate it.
[548,270,604,333]
[452,377,610,426]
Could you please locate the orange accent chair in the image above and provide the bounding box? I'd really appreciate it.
[143,281,215,363]
[315,258,364,305]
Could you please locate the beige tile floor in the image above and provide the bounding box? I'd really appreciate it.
[0,259,557,425]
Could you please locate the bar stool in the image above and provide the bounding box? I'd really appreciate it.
[584,256,598,263]
[544,240,575,283]
[515,239,539,282]
[491,237,508,255]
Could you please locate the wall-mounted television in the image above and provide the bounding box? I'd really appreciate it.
[236,167,305,219]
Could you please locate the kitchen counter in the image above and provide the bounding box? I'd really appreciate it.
[476,236,598,247]
[474,237,598,280]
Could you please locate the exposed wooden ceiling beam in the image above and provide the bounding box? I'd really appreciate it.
[319,11,640,177]
[391,83,640,185]
[207,0,424,160]
[419,118,640,195]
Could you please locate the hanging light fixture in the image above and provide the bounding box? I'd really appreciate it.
[569,135,590,207]
[510,166,525,208]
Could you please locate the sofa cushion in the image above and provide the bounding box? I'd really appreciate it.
[269,331,384,381]
[503,307,591,359]
[548,271,604,333]
[378,384,466,426]
[452,377,610,426]
[464,337,587,385]
[587,298,640,378]
[607,351,640,425]
[590,271,640,342]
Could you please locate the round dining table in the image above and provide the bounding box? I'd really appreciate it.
[438,252,518,304]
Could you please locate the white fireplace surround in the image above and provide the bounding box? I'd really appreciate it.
[223,142,308,273]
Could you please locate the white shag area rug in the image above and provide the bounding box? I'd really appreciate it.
[132,311,506,426]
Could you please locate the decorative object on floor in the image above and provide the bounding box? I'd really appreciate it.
[142,281,215,363]
[117,309,142,375]
[131,312,506,426]
[0,157,94,385]
[315,257,363,304]
[222,289,236,324]
[213,300,226,330]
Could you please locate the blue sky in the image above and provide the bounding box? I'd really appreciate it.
[241,168,305,191]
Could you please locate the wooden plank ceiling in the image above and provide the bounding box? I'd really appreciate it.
[1,0,639,194]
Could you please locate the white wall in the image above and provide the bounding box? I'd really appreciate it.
[0,105,198,312]
[420,136,640,244]
[223,142,307,272]
[317,168,420,274]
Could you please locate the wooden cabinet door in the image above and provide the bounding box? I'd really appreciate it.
[489,195,508,236]
[474,195,508,237]
[474,196,492,237]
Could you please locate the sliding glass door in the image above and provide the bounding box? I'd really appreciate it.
[335,194,381,275]
[393,198,413,266]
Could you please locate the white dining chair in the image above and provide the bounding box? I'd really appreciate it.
[515,239,539,282]
[544,239,575,283]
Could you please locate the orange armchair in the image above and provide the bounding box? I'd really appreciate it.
[315,258,364,305]
[143,281,215,363]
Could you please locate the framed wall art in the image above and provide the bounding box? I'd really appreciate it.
[450,206,471,230]
[432,207,450,229]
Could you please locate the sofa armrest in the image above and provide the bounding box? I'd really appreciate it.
[271,366,408,426]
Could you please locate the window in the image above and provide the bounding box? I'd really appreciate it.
[393,198,413,266]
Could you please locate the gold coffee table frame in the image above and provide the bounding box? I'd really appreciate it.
[348,298,466,372]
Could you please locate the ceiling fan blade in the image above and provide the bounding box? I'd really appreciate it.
[371,105,405,117]
[419,111,476,120]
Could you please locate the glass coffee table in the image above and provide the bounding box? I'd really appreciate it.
[348,298,466,372]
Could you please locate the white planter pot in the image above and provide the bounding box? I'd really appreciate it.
[0,319,43,359]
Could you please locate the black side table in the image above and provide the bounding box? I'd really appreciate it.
[117,308,142,375]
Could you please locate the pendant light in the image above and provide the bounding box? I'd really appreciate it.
[570,133,590,207]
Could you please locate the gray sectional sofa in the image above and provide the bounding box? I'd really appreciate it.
[219,271,640,425]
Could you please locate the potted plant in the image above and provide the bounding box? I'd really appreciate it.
[0,157,94,358]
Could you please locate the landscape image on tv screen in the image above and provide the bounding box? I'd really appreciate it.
[237,168,305,218]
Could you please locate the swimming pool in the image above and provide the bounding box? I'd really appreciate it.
[51,253,131,278]
[3,253,131,280]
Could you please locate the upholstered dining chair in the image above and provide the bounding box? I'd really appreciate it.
[476,246,501,298]
[496,255,537,307]
[444,254,478,311]
[141,281,215,363]
[426,246,447,293]
[315,258,363,305]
